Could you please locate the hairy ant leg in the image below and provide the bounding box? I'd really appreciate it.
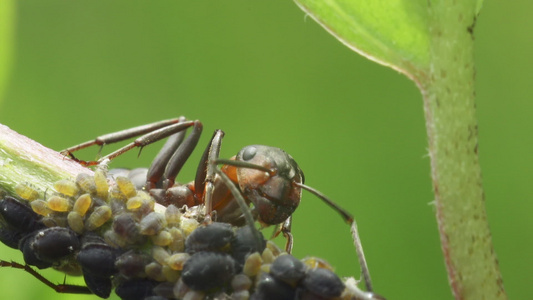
[60,117,200,167]
[194,130,225,217]
[0,260,91,294]
[145,119,203,189]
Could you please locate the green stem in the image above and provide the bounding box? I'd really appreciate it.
[0,124,91,196]
[424,2,506,299]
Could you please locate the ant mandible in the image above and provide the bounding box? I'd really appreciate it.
[60,116,375,293]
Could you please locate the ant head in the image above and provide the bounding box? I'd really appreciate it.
[234,145,304,225]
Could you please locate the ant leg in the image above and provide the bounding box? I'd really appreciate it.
[295,182,374,292]
[194,130,225,216]
[0,260,92,294]
[280,217,294,253]
[270,217,294,253]
[66,120,199,167]
[145,116,188,188]
[160,120,203,187]
[61,118,185,161]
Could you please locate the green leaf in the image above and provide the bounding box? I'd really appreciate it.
[0,0,14,105]
[294,0,429,81]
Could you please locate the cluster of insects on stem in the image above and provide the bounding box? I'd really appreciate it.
[0,117,384,300]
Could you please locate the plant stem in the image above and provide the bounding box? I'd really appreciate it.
[0,124,91,196]
[424,2,506,299]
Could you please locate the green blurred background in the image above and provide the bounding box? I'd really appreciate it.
[0,1,531,299]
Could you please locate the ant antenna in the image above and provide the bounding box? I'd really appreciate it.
[295,182,373,293]
[212,165,265,251]
[214,159,272,174]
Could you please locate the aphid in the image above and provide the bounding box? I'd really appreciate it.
[14,183,40,201]
[54,179,80,197]
[47,195,72,212]
[85,205,112,231]
[184,222,234,254]
[252,273,296,300]
[269,254,306,286]
[67,211,85,234]
[76,173,97,194]
[301,267,346,299]
[77,243,119,298]
[73,193,92,216]
[181,252,236,292]
[0,196,45,235]
[114,278,159,300]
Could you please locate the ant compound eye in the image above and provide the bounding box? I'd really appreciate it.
[241,146,257,161]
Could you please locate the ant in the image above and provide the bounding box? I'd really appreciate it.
[1,117,380,298]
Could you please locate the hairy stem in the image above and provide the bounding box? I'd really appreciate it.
[424,2,506,299]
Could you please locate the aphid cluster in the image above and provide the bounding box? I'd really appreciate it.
[0,118,383,299]
[3,173,363,300]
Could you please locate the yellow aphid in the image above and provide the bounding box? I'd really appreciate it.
[167,253,190,271]
[261,247,275,264]
[30,200,51,216]
[266,240,282,257]
[68,211,85,234]
[116,176,137,198]
[151,246,170,266]
[168,227,185,252]
[151,230,172,246]
[73,194,92,216]
[54,179,79,197]
[137,191,155,210]
[109,186,127,201]
[94,169,109,199]
[47,196,72,212]
[180,217,199,237]
[301,257,335,271]
[14,183,40,201]
[126,196,143,210]
[162,265,180,282]
[86,205,112,231]
[243,252,263,277]
[42,217,60,228]
[145,262,166,282]
[260,264,271,274]
[165,205,181,226]
[76,173,97,194]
